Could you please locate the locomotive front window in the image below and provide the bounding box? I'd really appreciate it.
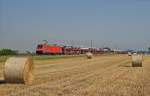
[37,45,43,48]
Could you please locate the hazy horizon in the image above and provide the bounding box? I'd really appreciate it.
[0,0,150,52]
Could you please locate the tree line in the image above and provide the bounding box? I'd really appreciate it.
[0,49,17,55]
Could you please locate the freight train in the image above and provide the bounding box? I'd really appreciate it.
[36,42,104,55]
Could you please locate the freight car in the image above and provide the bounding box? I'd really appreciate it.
[36,42,104,55]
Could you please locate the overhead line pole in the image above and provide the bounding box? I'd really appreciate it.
[91,40,93,52]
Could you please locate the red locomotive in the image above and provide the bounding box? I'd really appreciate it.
[36,41,104,55]
[36,43,62,54]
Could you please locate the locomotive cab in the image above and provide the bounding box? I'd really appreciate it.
[36,44,44,54]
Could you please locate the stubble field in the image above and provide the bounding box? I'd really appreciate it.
[0,54,150,96]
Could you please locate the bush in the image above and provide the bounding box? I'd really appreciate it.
[0,49,17,55]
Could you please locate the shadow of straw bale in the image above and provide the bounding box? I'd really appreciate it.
[123,65,132,67]
[0,79,5,84]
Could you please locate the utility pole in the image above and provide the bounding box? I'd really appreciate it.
[71,40,74,47]
[90,40,93,52]
[91,40,93,49]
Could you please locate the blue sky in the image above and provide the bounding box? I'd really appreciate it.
[0,0,150,51]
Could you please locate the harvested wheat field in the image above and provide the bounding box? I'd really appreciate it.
[0,54,150,96]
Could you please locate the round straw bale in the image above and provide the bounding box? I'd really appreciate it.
[128,52,132,56]
[86,52,93,59]
[4,57,34,84]
[132,55,143,67]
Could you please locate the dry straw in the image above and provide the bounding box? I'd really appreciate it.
[86,52,93,59]
[4,57,34,84]
[132,54,143,67]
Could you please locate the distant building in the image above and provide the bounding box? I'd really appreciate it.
[103,47,111,52]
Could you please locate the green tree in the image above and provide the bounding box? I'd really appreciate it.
[0,49,17,55]
[148,47,150,53]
